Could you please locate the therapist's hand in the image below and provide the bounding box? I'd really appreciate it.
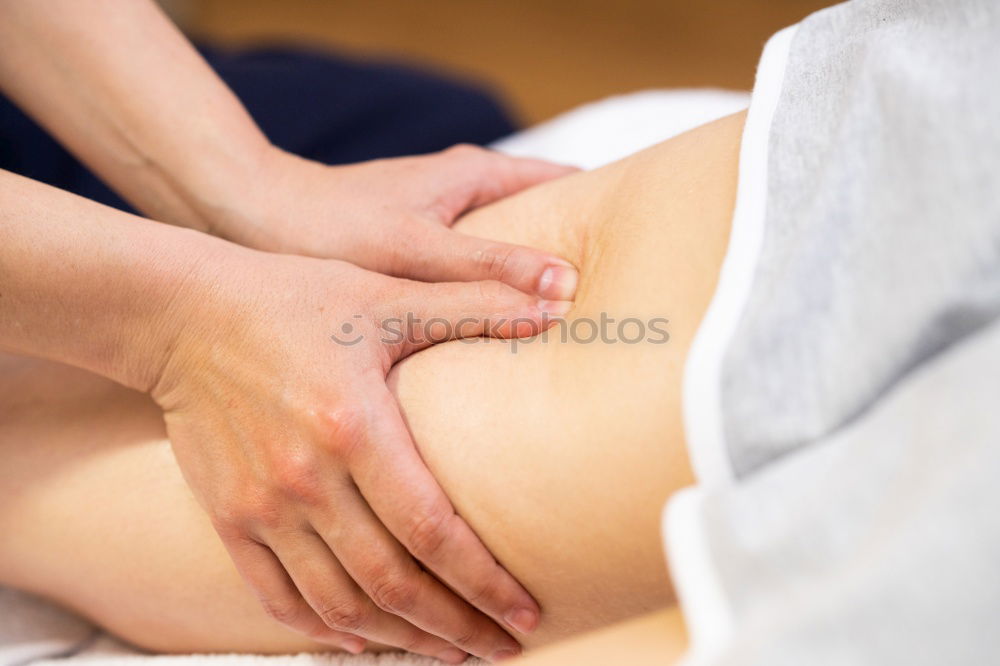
[211,145,580,302]
[153,247,568,663]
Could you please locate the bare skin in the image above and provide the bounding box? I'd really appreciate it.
[0,111,744,658]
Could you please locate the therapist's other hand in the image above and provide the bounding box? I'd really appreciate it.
[152,248,566,663]
[214,145,580,302]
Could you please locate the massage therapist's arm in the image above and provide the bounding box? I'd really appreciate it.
[0,168,571,662]
[0,0,579,294]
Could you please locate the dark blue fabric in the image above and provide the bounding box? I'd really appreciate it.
[0,45,518,213]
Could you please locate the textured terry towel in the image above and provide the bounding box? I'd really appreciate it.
[667,1,1000,665]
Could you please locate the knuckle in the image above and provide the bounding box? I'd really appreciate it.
[318,599,370,633]
[210,511,247,539]
[369,573,419,615]
[271,451,323,503]
[319,403,369,459]
[211,498,261,537]
[465,569,501,607]
[261,596,302,627]
[474,244,519,284]
[450,625,481,651]
[397,626,430,652]
[406,506,452,561]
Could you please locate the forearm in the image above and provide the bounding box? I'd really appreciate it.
[0,168,230,392]
[0,0,270,233]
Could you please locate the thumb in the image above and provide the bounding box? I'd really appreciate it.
[387,279,573,358]
[398,225,580,301]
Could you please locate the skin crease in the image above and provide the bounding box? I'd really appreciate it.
[0,111,744,659]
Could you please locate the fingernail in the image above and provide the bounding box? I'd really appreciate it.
[437,647,469,664]
[538,299,573,319]
[341,637,365,654]
[491,647,522,662]
[537,264,579,301]
[505,606,540,634]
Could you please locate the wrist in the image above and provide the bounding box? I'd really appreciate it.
[193,143,354,260]
[160,131,279,236]
[118,227,249,396]
[197,144,313,252]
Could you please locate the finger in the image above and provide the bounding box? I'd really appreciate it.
[269,531,470,664]
[310,488,522,662]
[221,535,366,653]
[436,145,578,217]
[385,277,571,357]
[396,224,579,300]
[344,383,541,649]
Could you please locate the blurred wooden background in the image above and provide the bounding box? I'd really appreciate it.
[168,0,831,124]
